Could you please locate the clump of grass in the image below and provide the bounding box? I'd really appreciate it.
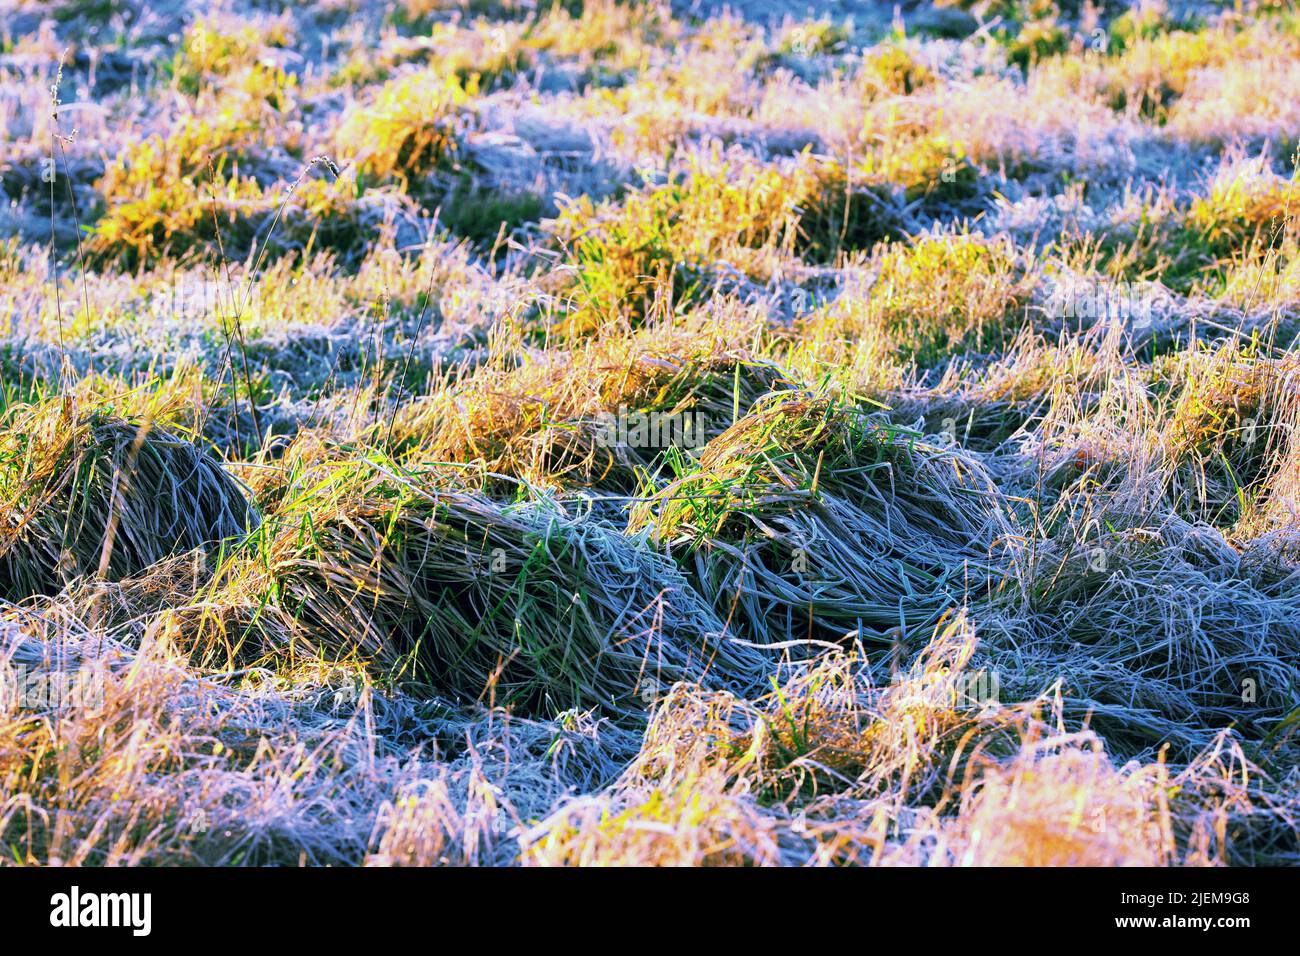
[790,162,910,263]
[169,16,295,96]
[1217,239,1300,312]
[548,155,800,331]
[89,175,261,270]
[879,329,1098,452]
[1098,23,1255,118]
[733,614,1021,808]
[864,231,1035,366]
[521,614,1259,866]
[1183,157,1300,270]
[90,108,271,203]
[774,18,850,58]
[92,174,413,271]
[628,391,1008,650]
[858,45,936,97]
[0,398,255,600]
[1086,155,1300,295]
[787,285,909,397]
[526,0,672,71]
[0,606,469,866]
[855,127,980,211]
[628,391,897,542]
[212,459,768,717]
[335,69,478,192]
[1002,513,1300,761]
[753,17,851,76]
[1107,1,1199,54]
[934,0,1071,72]
[88,112,418,268]
[336,20,534,91]
[1006,17,1069,71]
[908,727,1252,866]
[390,314,791,492]
[1153,342,1297,527]
[362,705,627,867]
[548,151,893,333]
[87,110,272,267]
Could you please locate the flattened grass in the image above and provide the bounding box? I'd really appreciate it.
[630,391,1010,651]
[212,458,768,718]
[0,400,255,600]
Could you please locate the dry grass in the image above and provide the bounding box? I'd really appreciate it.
[3,0,1300,868]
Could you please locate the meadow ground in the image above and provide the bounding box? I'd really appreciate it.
[1,0,1300,866]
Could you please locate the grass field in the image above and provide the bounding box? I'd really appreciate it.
[2,0,1300,866]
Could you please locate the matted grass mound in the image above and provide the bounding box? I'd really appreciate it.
[0,402,255,601]
[388,319,794,493]
[628,391,1011,653]
[1002,516,1300,761]
[215,458,768,717]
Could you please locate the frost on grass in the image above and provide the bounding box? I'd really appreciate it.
[3,0,1300,867]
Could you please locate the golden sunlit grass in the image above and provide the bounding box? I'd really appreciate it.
[335,69,477,189]
[547,151,853,331]
[4,0,1300,869]
[388,306,788,490]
